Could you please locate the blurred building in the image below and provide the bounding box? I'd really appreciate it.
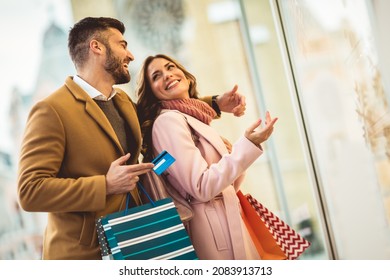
[0,16,74,260]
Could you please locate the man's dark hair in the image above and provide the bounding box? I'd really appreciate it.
[68,17,125,69]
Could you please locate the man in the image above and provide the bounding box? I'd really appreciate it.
[17,17,246,260]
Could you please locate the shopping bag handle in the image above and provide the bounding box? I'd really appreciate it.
[125,150,176,214]
[125,181,156,215]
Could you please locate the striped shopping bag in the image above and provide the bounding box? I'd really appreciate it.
[238,191,310,260]
[96,183,198,260]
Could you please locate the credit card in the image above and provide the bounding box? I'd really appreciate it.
[151,150,176,175]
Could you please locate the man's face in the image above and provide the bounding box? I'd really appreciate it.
[103,28,134,84]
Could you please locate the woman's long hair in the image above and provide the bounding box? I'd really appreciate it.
[136,54,199,162]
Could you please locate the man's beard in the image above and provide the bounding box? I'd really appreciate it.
[104,46,131,84]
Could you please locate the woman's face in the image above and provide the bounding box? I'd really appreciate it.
[147,57,190,100]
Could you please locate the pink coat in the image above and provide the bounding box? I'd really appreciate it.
[152,110,263,260]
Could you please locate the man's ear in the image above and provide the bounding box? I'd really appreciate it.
[90,39,103,54]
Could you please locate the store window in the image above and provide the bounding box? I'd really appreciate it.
[277,0,390,259]
[238,0,329,259]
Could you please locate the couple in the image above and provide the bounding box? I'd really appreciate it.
[17,17,277,260]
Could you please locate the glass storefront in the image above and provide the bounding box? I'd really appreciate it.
[275,0,390,259]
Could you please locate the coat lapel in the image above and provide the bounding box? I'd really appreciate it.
[181,112,228,156]
[65,77,124,154]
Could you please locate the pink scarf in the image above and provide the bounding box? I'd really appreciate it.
[160,98,217,125]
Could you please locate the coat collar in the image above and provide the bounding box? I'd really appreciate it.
[166,110,228,156]
[65,76,141,155]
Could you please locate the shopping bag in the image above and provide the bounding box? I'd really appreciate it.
[140,150,193,223]
[96,182,198,260]
[96,217,114,260]
[237,190,310,260]
[139,170,193,223]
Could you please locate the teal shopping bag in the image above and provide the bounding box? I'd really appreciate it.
[96,182,198,260]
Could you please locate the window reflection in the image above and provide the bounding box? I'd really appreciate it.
[279,0,390,259]
[240,0,329,259]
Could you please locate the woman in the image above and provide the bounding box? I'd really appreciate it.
[136,54,278,260]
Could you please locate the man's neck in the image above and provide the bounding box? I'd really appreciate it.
[77,70,114,98]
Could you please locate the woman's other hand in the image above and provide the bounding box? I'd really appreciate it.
[244,111,278,147]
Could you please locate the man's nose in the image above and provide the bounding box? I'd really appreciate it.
[127,49,134,61]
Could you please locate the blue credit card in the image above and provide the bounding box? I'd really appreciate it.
[151,150,176,175]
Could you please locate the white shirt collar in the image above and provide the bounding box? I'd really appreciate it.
[73,75,117,101]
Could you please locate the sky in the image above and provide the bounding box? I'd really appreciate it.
[0,0,73,94]
[0,0,73,150]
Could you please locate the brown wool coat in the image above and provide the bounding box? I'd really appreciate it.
[17,76,142,259]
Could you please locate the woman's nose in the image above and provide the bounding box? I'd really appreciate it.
[164,72,173,79]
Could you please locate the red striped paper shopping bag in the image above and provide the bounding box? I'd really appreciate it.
[244,192,311,260]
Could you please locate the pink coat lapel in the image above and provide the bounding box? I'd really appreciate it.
[176,111,228,156]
